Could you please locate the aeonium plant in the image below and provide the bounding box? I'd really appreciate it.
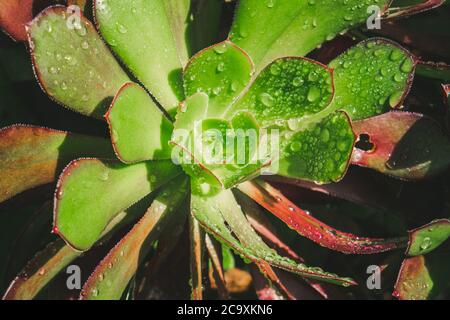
[1,0,450,300]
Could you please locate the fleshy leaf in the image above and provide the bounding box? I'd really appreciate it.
[225,57,334,124]
[229,0,391,71]
[277,112,355,183]
[328,38,416,120]
[27,6,129,118]
[105,82,173,163]
[94,0,190,111]
[0,0,63,41]
[54,158,182,251]
[407,219,450,257]
[2,239,79,300]
[180,48,356,185]
[184,40,254,118]
[352,111,450,180]
[172,94,267,189]
[80,178,188,300]
[238,179,408,254]
[0,125,114,203]
[191,184,357,287]
[394,253,450,300]
[385,0,445,19]
[3,192,158,300]
[417,61,450,82]
[205,234,229,299]
[189,213,205,300]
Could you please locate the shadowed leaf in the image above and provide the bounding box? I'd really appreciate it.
[191,184,357,287]
[54,158,182,251]
[394,253,450,300]
[238,179,407,254]
[2,239,79,300]
[189,212,205,300]
[0,125,114,203]
[352,111,450,180]
[407,219,450,256]
[80,178,188,300]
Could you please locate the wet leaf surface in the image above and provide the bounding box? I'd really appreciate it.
[28,6,129,118]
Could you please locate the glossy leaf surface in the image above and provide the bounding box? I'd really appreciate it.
[80,178,188,300]
[0,125,114,203]
[105,82,173,163]
[28,6,129,118]
[230,0,391,71]
[54,159,182,251]
[352,112,450,180]
[94,0,190,111]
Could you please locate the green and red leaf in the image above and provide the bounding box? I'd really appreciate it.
[238,179,407,254]
[352,111,450,180]
[0,125,114,203]
[27,5,129,118]
[54,158,182,251]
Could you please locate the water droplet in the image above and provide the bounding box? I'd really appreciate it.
[259,93,275,107]
[290,141,302,152]
[420,237,432,251]
[292,77,304,87]
[320,128,330,142]
[270,64,280,75]
[400,58,414,73]
[81,41,89,50]
[307,87,320,102]
[216,62,225,73]
[117,23,127,34]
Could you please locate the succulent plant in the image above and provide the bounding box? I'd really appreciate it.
[1,0,450,300]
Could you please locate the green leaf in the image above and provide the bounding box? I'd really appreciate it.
[94,0,190,111]
[407,219,450,256]
[4,193,157,300]
[80,177,188,300]
[2,239,80,300]
[0,125,114,203]
[229,0,391,71]
[184,40,254,118]
[54,158,182,251]
[328,38,416,120]
[180,43,356,185]
[105,82,174,163]
[352,111,450,180]
[277,112,355,183]
[394,253,450,300]
[191,184,356,287]
[28,6,129,118]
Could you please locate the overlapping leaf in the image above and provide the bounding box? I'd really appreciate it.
[352,112,450,179]
[191,182,357,287]
[0,125,114,202]
[54,158,182,251]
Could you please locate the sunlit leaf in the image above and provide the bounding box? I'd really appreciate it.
[54,158,182,251]
[28,6,129,118]
[94,0,191,111]
[105,82,173,163]
[80,177,188,300]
